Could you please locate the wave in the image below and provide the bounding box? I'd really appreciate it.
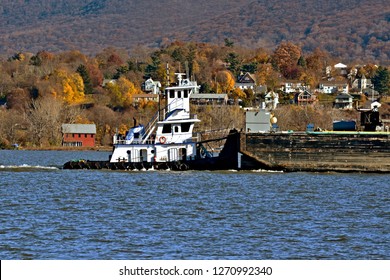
[251,169,284,173]
[0,164,59,171]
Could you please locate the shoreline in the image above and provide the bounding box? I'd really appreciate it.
[3,146,112,152]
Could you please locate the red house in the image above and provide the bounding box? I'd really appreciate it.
[62,124,96,147]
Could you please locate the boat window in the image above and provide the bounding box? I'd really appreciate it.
[162,124,171,133]
[140,149,147,162]
[181,123,191,132]
[178,91,182,98]
[169,90,175,98]
[174,126,179,133]
[184,89,188,98]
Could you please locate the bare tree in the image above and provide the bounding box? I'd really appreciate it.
[27,97,63,146]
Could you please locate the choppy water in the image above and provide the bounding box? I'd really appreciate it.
[0,150,389,259]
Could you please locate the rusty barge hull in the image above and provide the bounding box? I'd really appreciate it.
[239,131,390,173]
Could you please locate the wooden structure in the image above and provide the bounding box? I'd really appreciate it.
[62,124,96,147]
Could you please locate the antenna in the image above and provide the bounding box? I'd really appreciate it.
[185,61,189,79]
[165,63,170,86]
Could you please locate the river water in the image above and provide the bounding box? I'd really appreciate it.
[0,150,389,260]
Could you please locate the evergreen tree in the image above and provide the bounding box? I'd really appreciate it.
[76,64,93,94]
[297,56,307,68]
[372,66,390,95]
[225,52,240,77]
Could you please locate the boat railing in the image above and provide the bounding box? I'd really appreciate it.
[141,114,159,144]
[115,138,155,145]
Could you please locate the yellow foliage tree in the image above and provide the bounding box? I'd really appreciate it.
[49,69,85,104]
[62,73,85,104]
[106,77,140,108]
[215,70,235,93]
[231,87,246,101]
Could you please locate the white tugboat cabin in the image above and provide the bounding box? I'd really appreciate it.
[110,73,201,167]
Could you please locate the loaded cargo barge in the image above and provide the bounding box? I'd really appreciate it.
[238,130,390,173]
[237,106,390,173]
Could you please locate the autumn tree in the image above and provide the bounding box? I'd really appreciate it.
[255,63,279,90]
[105,77,140,109]
[305,48,329,78]
[54,69,85,103]
[0,108,27,146]
[214,70,235,93]
[87,61,104,88]
[231,87,246,103]
[272,42,302,79]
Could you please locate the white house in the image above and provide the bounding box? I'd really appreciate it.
[282,80,309,93]
[334,63,348,75]
[142,78,161,94]
[264,91,279,109]
[235,72,256,91]
[319,81,349,94]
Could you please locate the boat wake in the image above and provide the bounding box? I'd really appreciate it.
[0,164,59,171]
[251,169,284,173]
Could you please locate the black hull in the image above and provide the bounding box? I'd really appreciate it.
[63,157,230,171]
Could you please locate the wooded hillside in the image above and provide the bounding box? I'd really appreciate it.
[0,0,389,63]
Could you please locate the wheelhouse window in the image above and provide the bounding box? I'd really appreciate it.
[181,123,191,132]
[184,89,188,98]
[169,90,175,98]
[177,91,182,98]
[162,124,172,133]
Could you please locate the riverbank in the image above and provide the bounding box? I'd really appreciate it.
[2,145,112,152]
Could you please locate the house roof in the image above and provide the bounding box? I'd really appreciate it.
[320,81,348,86]
[334,63,347,68]
[237,72,256,83]
[191,93,228,99]
[335,93,352,98]
[62,124,96,134]
[265,91,278,98]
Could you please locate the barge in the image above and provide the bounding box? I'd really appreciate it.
[238,107,390,173]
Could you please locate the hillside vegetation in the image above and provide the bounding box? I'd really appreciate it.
[0,0,389,63]
[1,40,389,149]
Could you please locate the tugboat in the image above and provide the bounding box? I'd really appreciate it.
[63,73,240,171]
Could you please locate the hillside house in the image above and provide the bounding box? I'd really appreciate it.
[351,75,372,93]
[334,93,353,109]
[296,90,317,106]
[282,80,309,94]
[102,79,117,87]
[62,124,96,147]
[142,77,161,94]
[235,72,256,91]
[132,93,159,105]
[264,91,279,109]
[319,81,349,94]
[190,93,228,105]
[334,63,348,75]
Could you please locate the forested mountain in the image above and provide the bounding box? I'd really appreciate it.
[0,0,389,63]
